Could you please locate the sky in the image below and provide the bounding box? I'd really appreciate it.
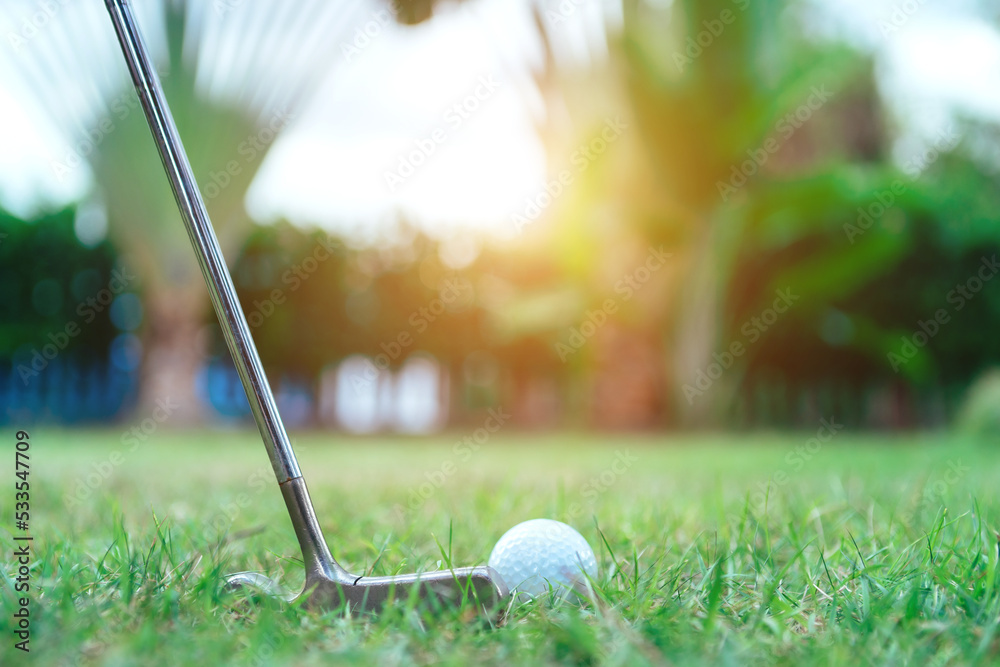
[802,0,1000,157]
[245,0,549,239]
[0,0,998,240]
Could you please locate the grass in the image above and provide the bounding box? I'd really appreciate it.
[2,427,1000,665]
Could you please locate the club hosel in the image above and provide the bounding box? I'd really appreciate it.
[279,477,355,585]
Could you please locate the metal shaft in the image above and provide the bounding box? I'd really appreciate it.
[104,1,352,584]
[104,1,510,615]
[105,0,300,484]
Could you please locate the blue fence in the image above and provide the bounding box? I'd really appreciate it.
[198,358,316,427]
[0,355,318,427]
[199,359,254,419]
[0,357,139,425]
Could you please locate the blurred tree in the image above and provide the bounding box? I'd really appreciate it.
[383,0,1000,429]
[224,221,350,378]
[621,0,917,424]
[222,220,492,423]
[0,207,120,365]
[500,0,933,426]
[9,1,348,420]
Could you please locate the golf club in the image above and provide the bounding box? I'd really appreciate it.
[103,0,508,616]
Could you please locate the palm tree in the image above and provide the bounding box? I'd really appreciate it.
[5,0,360,420]
[448,0,913,426]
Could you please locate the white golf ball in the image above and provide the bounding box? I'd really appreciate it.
[488,519,598,598]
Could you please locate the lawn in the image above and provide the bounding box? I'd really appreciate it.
[2,427,1000,665]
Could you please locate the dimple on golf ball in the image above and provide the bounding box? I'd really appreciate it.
[488,519,598,598]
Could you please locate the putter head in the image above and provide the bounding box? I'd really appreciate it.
[228,478,509,617]
[226,566,509,619]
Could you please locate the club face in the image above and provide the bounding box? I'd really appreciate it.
[306,566,509,616]
[229,478,510,619]
[228,566,509,619]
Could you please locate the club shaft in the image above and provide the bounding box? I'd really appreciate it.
[103,0,490,598]
[104,0,301,484]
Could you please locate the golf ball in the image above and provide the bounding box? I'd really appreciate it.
[488,519,598,598]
